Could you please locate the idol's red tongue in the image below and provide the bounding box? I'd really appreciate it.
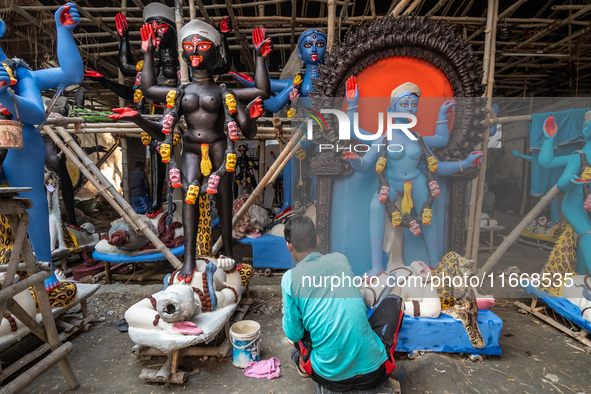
[192,57,200,67]
[311,54,318,61]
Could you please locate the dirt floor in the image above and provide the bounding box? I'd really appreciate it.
[9,213,591,393]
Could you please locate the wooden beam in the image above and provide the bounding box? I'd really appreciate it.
[224,0,255,71]
[466,0,498,261]
[426,0,449,17]
[515,4,591,50]
[391,0,411,16]
[327,0,336,51]
[194,0,211,24]
[290,0,297,51]
[2,0,40,27]
[131,0,145,11]
[76,6,119,40]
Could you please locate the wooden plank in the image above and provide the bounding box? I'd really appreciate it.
[515,301,591,348]
[6,299,47,343]
[0,342,73,394]
[21,240,79,390]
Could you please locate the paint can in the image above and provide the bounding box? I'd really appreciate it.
[230,320,260,368]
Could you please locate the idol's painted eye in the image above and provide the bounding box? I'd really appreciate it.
[316,42,325,48]
[183,44,194,51]
[157,26,169,34]
[411,102,418,107]
[303,42,312,48]
[197,43,212,51]
[400,102,408,108]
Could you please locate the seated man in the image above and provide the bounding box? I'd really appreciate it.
[282,216,404,392]
[129,161,151,214]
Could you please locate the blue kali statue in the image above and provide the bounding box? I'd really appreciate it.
[0,4,83,290]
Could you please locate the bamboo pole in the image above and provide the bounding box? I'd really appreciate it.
[403,0,423,15]
[426,0,449,16]
[0,342,74,394]
[466,0,498,261]
[48,126,183,270]
[514,4,591,50]
[478,186,560,276]
[290,0,297,51]
[175,0,189,83]
[188,0,196,20]
[258,139,266,186]
[520,94,534,217]
[327,0,337,51]
[43,127,140,232]
[467,0,527,41]
[211,129,304,255]
[469,0,498,262]
[193,0,211,23]
[514,301,591,347]
[119,0,127,109]
[120,137,130,203]
[21,239,79,391]
[392,0,412,16]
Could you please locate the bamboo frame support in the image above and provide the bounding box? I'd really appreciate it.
[0,342,74,394]
[515,301,591,347]
[212,130,305,255]
[466,0,498,262]
[120,137,130,203]
[327,0,337,51]
[478,185,560,276]
[53,126,183,270]
[45,126,182,269]
[44,126,140,232]
[391,0,412,16]
[21,221,79,390]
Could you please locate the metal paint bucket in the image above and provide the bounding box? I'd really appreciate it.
[230,320,260,368]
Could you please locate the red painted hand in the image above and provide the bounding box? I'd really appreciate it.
[248,97,264,118]
[219,16,232,34]
[84,70,104,79]
[115,13,128,36]
[469,151,485,166]
[544,116,557,137]
[253,28,272,58]
[342,151,359,161]
[229,71,254,83]
[109,107,138,120]
[140,23,156,53]
[346,76,358,100]
[60,5,75,26]
[252,27,266,48]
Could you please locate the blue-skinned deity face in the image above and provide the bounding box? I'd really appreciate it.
[388,94,420,116]
[297,30,327,65]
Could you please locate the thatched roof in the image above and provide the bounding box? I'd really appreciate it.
[1,0,590,110]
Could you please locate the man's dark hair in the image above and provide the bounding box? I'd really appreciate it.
[284,216,317,252]
[135,161,145,169]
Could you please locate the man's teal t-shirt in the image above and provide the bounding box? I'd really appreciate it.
[281,252,387,381]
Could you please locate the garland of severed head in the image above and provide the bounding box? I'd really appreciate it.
[377,134,439,232]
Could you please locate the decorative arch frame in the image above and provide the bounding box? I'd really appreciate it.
[309,14,487,255]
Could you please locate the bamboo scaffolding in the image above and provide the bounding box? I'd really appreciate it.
[54,126,183,269]
[44,126,183,270]
[478,186,560,276]
[466,0,497,261]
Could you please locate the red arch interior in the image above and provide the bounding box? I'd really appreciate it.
[341,56,455,137]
